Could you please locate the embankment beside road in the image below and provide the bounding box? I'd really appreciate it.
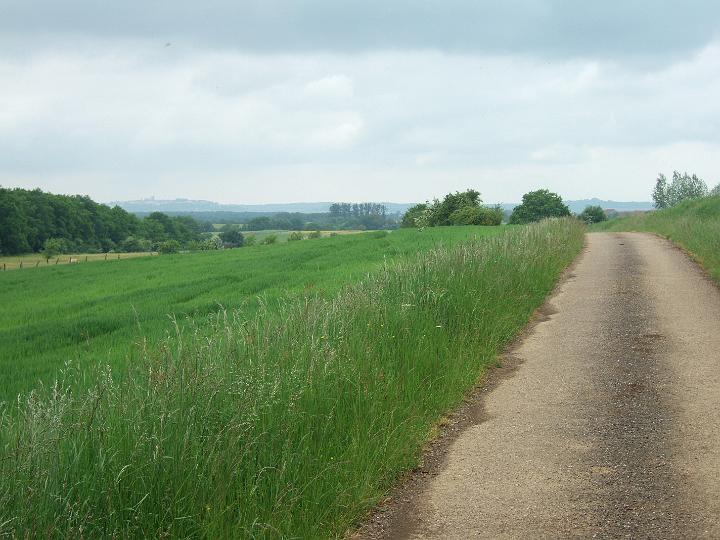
[0,219,584,538]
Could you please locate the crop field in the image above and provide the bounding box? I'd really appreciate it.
[0,219,584,538]
[0,227,497,398]
[593,195,720,283]
[210,228,363,242]
[0,251,156,271]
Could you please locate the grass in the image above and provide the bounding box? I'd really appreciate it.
[0,219,584,538]
[0,251,156,271]
[210,229,363,243]
[593,195,720,283]
[0,227,498,399]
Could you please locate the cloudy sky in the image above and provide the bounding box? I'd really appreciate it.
[2,1,720,204]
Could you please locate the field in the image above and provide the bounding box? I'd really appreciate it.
[0,227,497,398]
[0,219,584,538]
[0,251,156,271]
[593,195,720,283]
[210,228,363,243]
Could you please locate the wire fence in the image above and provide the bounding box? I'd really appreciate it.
[0,252,158,271]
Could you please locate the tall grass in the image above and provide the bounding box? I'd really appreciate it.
[0,226,497,398]
[594,196,720,283]
[0,219,584,538]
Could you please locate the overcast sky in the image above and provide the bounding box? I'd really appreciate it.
[2,1,720,204]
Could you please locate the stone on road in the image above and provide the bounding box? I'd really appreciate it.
[372,232,720,539]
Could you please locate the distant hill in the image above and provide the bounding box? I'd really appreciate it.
[110,198,415,215]
[110,198,654,217]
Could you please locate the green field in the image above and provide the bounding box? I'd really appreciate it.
[0,227,498,398]
[593,196,720,283]
[0,220,584,538]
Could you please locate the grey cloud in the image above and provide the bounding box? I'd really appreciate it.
[2,0,719,58]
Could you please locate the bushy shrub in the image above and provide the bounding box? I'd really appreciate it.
[244,235,257,246]
[159,240,181,254]
[307,230,322,239]
[401,190,495,228]
[120,236,150,253]
[261,234,277,245]
[288,232,305,241]
[42,238,70,260]
[449,205,503,226]
[219,225,244,247]
[578,205,608,224]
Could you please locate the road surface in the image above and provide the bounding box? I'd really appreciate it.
[365,232,720,539]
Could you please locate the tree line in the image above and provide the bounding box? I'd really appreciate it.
[0,187,210,256]
[653,171,720,209]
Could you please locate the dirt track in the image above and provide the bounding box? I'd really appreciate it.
[362,232,720,539]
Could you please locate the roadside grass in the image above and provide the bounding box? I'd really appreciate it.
[593,196,720,283]
[0,227,496,398]
[0,219,584,538]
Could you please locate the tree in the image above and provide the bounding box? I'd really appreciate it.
[158,240,181,254]
[654,171,708,208]
[449,205,503,226]
[652,173,669,209]
[400,204,428,228]
[711,183,720,196]
[578,205,608,224]
[42,238,68,260]
[120,236,150,252]
[219,225,244,247]
[509,189,570,224]
[429,189,482,226]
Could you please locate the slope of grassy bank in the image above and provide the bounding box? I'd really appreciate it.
[593,196,720,283]
[0,227,497,398]
[0,219,584,538]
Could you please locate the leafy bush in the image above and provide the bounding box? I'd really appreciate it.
[307,230,322,239]
[261,234,277,245]
[120,236,150,253]
[42,238,70,260]
[578,205,607,224]
[244,235,257,246]
[509,189,570,224]
[219,225,244,247]
[400,204,428,228]
[401,190,501,228]
[158,240,181,254]
[288,231,305,241]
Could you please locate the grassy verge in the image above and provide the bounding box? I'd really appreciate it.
[0,219,584,538]
[593,196,720,283]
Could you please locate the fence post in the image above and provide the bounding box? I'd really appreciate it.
[85,256,88,262]
[105,253,108,261]
[19,261,23,269]
[117,254,120,260]
[55,258,59,265]
[2,263,5,271]
[35,261,40,267]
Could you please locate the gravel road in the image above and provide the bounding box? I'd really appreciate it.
[362,232,720,539]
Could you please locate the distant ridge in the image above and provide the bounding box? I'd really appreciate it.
[109,198,654,216]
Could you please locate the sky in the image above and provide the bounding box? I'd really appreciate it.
[1,1,720,204]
